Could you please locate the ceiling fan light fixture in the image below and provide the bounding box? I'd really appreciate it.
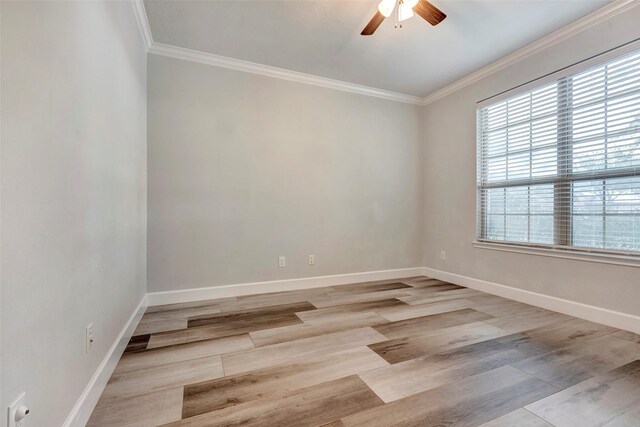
[398,2,414,21]
[377,0,396,18]
[362,0,446,36]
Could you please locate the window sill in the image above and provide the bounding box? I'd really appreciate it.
[472,241,640,268]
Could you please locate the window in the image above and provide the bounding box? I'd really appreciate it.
[477,48,640,254]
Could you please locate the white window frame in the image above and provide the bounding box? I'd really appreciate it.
[475,39,640,265]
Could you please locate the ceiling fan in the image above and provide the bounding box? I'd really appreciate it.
[361,0,446,35]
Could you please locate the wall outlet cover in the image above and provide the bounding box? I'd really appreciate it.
[8,392,28,427]
[86,323,94,353]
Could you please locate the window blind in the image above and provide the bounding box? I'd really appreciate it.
[477,48,640,254]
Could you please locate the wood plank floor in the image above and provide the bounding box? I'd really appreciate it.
[89,276,640,427]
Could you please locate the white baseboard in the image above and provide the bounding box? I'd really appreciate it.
[63,295,148,427]
[147,267,640,334]
[422,267,640,335]
[146,267,424,306]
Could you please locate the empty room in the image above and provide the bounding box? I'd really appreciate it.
[3,0,640,426]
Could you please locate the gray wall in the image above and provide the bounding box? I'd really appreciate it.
[147,54,423,292]
[422,6,640,316]
[0,2,147,426]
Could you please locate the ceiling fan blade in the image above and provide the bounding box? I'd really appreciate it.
[413,0,446,26]
[361,11,385,36]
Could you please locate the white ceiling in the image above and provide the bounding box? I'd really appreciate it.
[144,0,610,97]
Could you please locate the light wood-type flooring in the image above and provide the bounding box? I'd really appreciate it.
[89,276,640,426]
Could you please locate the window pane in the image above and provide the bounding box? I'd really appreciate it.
[530,184,555,244]
[531,115,557,149]
[573,215,604,249]
[530,185,554,214]
[486,215,505,240]
[605,216,640,251]
[506,215,528,242]
[608,134,640,169]
[486,103,507,130]
[531,147,557,177]
[605,176,640,215]
[572,180,604,215]
[506,186,528,214]
[573,139,605,172]
[530,215,554,244]
[486,188,505,214]
[486,156,507,181]
[572,103,605,142]
[507,151,530,180]
[571,177,640,251]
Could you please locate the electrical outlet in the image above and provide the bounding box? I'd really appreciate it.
[440,250,446,261]
[278,256,286,268]
[8,392,29,427]
[86,323,94,353]
[308,255,315,265]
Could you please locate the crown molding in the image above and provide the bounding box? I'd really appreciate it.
[148,42,425,105]
[421,0,640,106]
[131,0,153,50]
[136,0,421,105]
[134,0,637,107]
